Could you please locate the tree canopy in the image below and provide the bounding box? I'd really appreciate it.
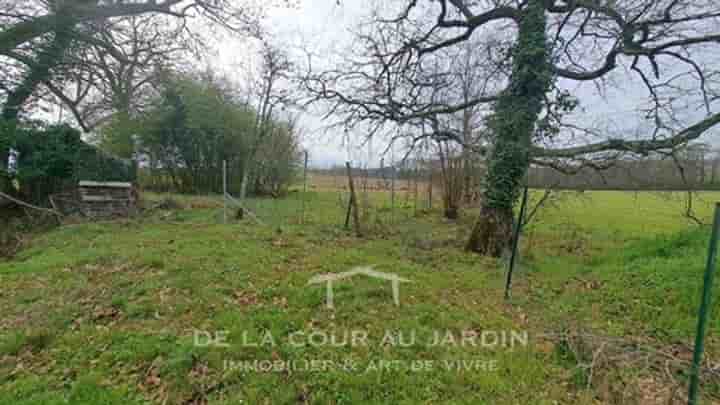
[121,71,300,195]
[302,0,720,255]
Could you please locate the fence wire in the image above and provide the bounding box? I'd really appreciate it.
[216,157,448,232]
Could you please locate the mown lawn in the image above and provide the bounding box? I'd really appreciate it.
[1,190,719,404]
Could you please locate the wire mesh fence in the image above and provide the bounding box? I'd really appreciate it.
[140,150,720,242]
[215,156,447,232]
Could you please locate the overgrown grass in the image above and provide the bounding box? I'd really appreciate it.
[1,190,719,403]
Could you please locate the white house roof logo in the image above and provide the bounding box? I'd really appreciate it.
[307,266,412,309]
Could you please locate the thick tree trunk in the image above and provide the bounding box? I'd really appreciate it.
[444,205,460,220]
[467,124,532,255]
[466,0,550,256]
[467,204,514,257]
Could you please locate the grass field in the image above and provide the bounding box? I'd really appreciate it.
[1,189,720,404]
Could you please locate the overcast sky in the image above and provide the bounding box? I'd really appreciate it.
[210,1,365,168]
[206,1,719,168]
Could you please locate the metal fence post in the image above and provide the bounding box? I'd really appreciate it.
[414,164,419,216]
[428,163,433,210]
[222,160,227,224]
[504,185,529,300]
[688,202,720,404]
[391,165,396,225]
[301,150,308,224]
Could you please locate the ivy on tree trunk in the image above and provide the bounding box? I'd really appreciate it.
[466,0,551,256]
[1,17,74,194]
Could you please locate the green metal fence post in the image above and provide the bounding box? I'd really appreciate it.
[301,150,308,224]
[222,160,227,224]
[688,202,720,404]
[504,185,529,300]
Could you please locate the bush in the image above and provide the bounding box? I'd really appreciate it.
[3,121,135,204]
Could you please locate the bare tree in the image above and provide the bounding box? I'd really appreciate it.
[45,15,189,133]
[0,0,267,193]
[436,138,464,219]
[239,39,294,199]
[454,40,491,205]
[303,0,720,256]
[0,0,262,55]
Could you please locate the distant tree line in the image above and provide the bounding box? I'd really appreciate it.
[527,146,719,191]
[317,142,720,196]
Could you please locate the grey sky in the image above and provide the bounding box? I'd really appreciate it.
[208,1,720,168]
[212,1,364,168]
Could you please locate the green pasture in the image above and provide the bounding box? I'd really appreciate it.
[1,190,719,404]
